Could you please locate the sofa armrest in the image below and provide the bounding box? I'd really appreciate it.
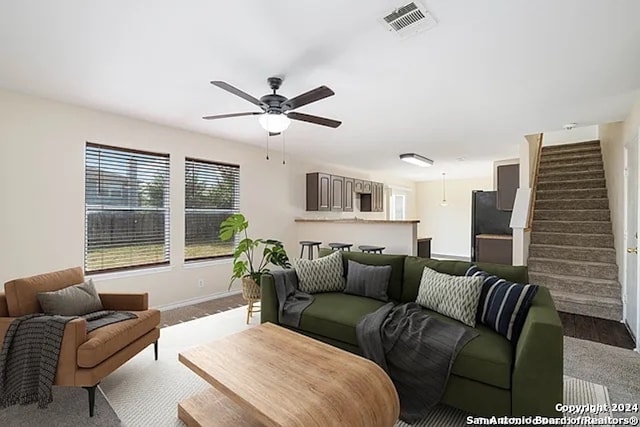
[0,317,87,386]
[512,287,563,416]
[260,274,278,324]
[99,293,148,311]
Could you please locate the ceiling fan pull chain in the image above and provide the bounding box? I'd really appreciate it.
[282,132,286,165]
[265,132,270,160]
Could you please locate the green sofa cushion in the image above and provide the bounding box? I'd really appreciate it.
[319,249,405,302]
[298,292,387,345]
[402,257,529,303]
[425,308,513,390]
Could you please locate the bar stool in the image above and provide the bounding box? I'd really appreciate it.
[328,242,353,251]
[359,245,385,254]
[299,241,322,260]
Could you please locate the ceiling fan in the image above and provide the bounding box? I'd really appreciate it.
[203,77,342,135]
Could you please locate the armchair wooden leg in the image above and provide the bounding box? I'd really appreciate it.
[154,340,158,361]
[83,384,98,417]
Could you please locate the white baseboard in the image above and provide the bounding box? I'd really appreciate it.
[154,290,242,312]
[431,253,471,261]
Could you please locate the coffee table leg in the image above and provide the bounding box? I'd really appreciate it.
[178,387,264,427]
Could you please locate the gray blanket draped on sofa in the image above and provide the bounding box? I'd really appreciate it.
[357,302,478,423]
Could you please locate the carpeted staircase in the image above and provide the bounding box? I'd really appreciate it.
[529,140,622,320]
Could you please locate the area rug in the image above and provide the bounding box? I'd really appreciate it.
[0,385,121,427]
[101,306,616,427]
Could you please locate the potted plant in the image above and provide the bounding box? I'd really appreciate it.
[219,213,290,301]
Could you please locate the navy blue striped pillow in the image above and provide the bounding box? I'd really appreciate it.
[465,265,538,343]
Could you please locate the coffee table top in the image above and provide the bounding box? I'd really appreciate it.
[179,322,399,427]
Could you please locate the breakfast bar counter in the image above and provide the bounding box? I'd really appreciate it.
[295,218,420,256]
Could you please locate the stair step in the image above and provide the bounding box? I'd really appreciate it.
[540,153,602,165]
[529,244,616,263]
[533,209,610,221]
[536,188,608,200]
[530,231,614,248]
[538,160,603,173]
[540,146,601,157]
[541,140,601,153]
[537,178,606,191]
[529,271,620,298]
[538,169,605,182]
[531,220,612,234]
[528,257,618,280]
[550,290,622,321]
[535,198,609,210]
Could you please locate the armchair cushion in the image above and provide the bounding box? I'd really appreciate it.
[77,309,160,368]
[4,267,84,317]
[99,293,149,311]
[37,279,104,316]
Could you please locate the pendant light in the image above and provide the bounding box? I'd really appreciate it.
[440,173,448,207]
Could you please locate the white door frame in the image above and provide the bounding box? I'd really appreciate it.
[623,130,640,352]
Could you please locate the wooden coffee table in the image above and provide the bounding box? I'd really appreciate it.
[178,322,400,427]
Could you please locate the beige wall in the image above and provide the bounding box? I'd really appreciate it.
[0,89,414,307]
[415,176,493,258]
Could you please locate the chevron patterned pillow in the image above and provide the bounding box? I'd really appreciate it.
[293,250,345,294]
[465,265,539,343]
[416,267,483,327]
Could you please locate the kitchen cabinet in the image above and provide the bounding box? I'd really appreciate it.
[330,175,344,211]
[362,181,372,194]
[496,164,519,211]
[306,173,331,211]
[360,181,384,212]
[354,179,364,193]
[343,178,354,212]
[475,234,512,265]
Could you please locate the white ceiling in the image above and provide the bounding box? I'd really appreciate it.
[1,0,639,181]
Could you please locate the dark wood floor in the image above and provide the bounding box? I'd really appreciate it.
[559,311,636,349]
[161,295,637,350]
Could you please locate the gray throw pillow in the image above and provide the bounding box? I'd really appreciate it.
[292,250,345,294]
[344,260,391,302]
[416,267,483,327]
[37,278,104,316]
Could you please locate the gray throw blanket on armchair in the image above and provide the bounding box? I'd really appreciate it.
[271,269,314,328]
[0,310,136,409]
[357,302,478,423]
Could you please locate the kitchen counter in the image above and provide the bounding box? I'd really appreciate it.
[294,218,420,224]
[476,234,513,240]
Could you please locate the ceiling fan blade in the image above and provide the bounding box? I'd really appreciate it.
[282,86,335,111]
[202,112,262,120]
[287,112,342,128]
[210,81,265,108]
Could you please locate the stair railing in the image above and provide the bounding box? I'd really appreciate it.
[525,133,544,231]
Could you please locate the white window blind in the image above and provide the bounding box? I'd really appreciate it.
[185,158,240,261]
[85,143,170,273]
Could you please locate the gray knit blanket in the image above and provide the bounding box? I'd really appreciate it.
[0,310,137,409]
[272,269,314,327]
[357,302,478,423]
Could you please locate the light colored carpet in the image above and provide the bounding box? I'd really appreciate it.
[0,385,120,426]
[101,307,618,427]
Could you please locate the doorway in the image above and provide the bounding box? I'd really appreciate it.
[624,133,639,350]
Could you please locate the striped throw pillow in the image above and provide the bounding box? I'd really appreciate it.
[465,265,538,343]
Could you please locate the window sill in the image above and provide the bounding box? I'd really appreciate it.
[87,265,172,281]
[183,258,233,269]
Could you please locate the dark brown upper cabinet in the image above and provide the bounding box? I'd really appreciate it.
[306,172,331,211]
[496,164,519,211]
[354,179,364,194]
[360,181,384,212]
[343,178,354,212]
[330,175,344,211]
[362,181,372,194]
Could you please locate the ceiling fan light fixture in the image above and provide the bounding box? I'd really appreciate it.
[399,153,433,167]
[259,113,291,133]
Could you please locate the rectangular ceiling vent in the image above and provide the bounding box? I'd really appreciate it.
[380,2,437,39]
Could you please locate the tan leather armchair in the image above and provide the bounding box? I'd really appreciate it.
[0,267,161,416]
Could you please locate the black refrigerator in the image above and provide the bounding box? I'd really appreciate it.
[470,191,513,261]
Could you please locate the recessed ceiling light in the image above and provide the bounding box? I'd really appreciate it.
[563,123,577,130]
[399,153,434,167]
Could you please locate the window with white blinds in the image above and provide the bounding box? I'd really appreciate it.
[185,158,240,261]
[85,143,170,273]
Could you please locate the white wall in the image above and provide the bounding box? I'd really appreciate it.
[415,176,493,258]
[542,125,599,146]
[0,89,414,307]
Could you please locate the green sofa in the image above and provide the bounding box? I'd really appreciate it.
[261,250,563,418]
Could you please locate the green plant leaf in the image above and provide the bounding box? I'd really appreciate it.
[219,213,248,241]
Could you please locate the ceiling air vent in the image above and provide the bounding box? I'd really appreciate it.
[380,2,437,39]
